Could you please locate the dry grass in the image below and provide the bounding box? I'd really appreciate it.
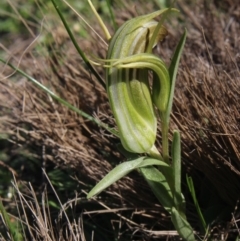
[0,0,240,240]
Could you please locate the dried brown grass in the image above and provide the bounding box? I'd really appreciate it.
[0,0,240,240]
[172,0,240,205]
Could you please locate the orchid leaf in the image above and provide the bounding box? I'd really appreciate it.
[87,156,169,198]
[172,131,185,214]
[171,207,195,241]
[167,29,187,122]
[140,166,173,213]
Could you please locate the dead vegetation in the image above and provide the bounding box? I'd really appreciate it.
[0,0,240,240]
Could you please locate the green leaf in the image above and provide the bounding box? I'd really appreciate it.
[172,131,185,214]
[172,131,181,194]
[87,156,169,198]
[167,29,187,122]
[140,166,173,213]
[171,207,195,241]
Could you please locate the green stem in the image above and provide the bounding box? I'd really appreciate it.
[161,113,169,164]
[148,137,175,197]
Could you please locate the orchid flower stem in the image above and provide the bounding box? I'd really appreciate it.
[161,113,170,164]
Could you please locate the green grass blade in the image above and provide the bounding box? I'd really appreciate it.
[171,207,195,241]
[167,29,187,122]
[50,0,106,89]
[87,156,169,198]
[105,0,117,30]
[0,59,117,136]
[0,199,23,241]
[140,166,173,213]
[186,175,207,231]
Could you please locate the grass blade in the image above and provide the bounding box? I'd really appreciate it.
[186,175,207,231]
[0,199,23,241]
[105,0,117,30]
[50,0,106,88]
[0,58,117,136]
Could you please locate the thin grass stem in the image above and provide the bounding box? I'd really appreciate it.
[50,0,106,89]
[0,58,118,137]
